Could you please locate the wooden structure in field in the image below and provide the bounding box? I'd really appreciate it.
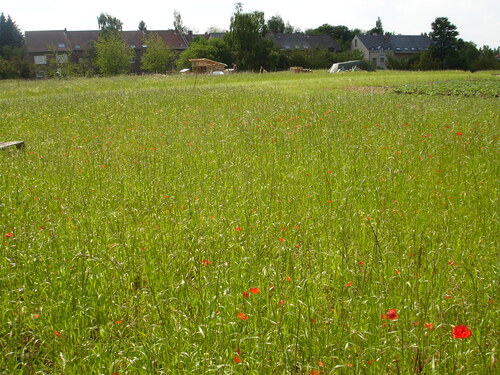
[289,66,312,73]
[189,58,227,74]
[0,141,25,150]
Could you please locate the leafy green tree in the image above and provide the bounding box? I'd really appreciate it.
[95,32,133,76]
[141,33,175,73]
[177,37,233,69]
[429,17,459,67]
[267,15,285,34]
[470,45,500,71]
[97,13,123,34]
[225,4,274,70]
[284,22,295,33]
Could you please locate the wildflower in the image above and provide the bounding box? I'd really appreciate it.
[237,312,248,321]
[233,353,241,364]
[250,287,260,295]
[345,281,353,287]
[452,325,472,339]
[382,308,398,320]
[4,233,13,238]
[242,290,249,298]
[54,330,61,337]
[235,226,242,231]
[309,370,321,375]
[424,322,435,330]
[115,320,123,325]
[284,276,291,282]
[33,314,41,319]
[279,238,285,242]
[394,269,400,275]
[201,259,212,266]
[456,132,463,136]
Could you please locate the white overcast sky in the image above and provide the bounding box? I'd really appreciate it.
[4,0,499,47]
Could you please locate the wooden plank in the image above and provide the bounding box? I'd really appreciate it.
[0,141,25,150]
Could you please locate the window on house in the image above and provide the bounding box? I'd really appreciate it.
[354,39,357,47]
[56,54,68,64]
[142,44,147,48]
[372,58,377,65]
[34,55,47,65]
[130,44,136,49]
[380,57,385,63]
[58,43,65,48]
[75,44,81,49]
[130,56,136,63]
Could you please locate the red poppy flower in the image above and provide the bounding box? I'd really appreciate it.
[424,322,435,330]
[237,312,248,321]
[4,233,13,238]
[309,370,321,375]
[233,355,241,364]
[53,330,61,337]
[382,309,398,320]
[279,238,285,242]
[235,226,242,231]
[115,320,123,325]
[452,325,472,339]
[242,290,249,298]
[201,259,212,266]
[250,287,260,294]
[345,281,353,287]
[456,132,463,136]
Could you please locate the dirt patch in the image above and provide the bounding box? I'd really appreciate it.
[344,86,393,94]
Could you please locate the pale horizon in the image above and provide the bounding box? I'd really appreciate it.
[4,0,499,48]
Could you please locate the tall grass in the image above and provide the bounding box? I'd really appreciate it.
[0,71,498,374]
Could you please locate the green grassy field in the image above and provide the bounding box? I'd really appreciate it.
[1,71,499,374]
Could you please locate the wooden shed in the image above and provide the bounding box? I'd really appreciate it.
[189,58,227,74]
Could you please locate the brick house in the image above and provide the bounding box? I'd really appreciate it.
[24,29,189,74]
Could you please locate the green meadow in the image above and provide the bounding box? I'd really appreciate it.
[0,71,498,374]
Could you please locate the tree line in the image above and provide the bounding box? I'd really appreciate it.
[0,7,499,79]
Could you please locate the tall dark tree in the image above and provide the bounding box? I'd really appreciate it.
[306,24,359,50]
[173,10,187,34]
[266,15,285,34]
[138,20,147,32]
[429,17,459,63]
[0,13,29,78]
[0,13,24,53]
[369,17,384,35]
[225,4,273,70]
